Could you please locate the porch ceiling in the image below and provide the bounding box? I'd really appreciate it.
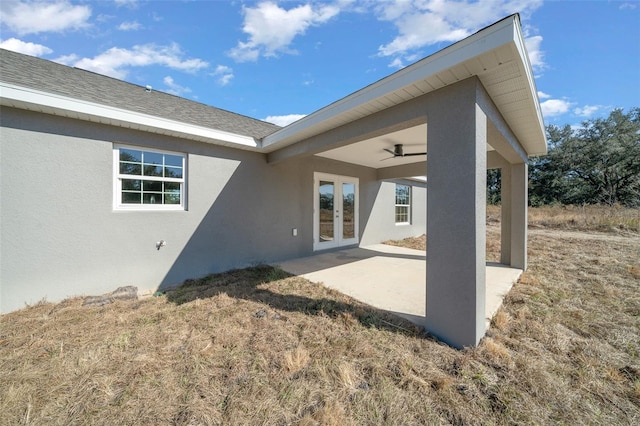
[263,14,546,164]
[316,125,428,168]
[315,123,498,169]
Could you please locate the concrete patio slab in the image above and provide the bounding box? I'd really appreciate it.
[276,244,522,329]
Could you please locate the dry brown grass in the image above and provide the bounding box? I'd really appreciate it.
[522,204,639,233]
[386,205,638,262]
[1,206,639,425]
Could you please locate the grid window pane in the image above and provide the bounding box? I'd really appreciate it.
[164,154,183,167]
[395,184,411,224]
[122,192,141,204]
[144,152,163,165]
[120,150,183,178]
[116,147,185,209]
[143,193,163,204]
[120,163,141,175]
[143,165,162,177]
[396,185,410,204]
[120,149,142,162]
[164,193,181,204]
[143,180,162,192]
[122,179,141,190]
[165,182,180,191]
[164,166,182,178]
[396,206,409,223]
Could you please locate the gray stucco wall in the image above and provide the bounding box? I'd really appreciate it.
[0,107,426,312]
[360,180,426,245]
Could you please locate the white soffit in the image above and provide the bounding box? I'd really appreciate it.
[316,123,497,169]
[0,83,259,150]
[263,14,546,157]
[316,125,427,168]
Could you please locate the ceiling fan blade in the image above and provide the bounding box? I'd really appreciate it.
[403,152,427,156]
[383,148,397,156]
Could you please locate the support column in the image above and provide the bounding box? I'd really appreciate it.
[509,163,528,270]
[500,165,512,265]
[426,88,487,348]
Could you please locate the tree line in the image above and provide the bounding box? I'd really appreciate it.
[488,108,640,207]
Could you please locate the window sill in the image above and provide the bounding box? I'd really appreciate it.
[114,205,186,212]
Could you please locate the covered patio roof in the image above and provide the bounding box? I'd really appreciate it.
[264,14,545,167]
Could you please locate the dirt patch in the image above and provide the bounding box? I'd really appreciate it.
[383,234,426,251]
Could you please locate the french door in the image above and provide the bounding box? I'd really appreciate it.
[313,173,359,251]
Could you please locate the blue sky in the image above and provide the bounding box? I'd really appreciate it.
[1,0,638,128]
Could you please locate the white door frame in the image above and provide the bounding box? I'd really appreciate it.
[313,172,359,251]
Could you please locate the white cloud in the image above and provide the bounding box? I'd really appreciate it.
[388,57,405,69]
[118,21,142,31]
[114,0,139,7]
[574,105,604,118]
[539,94,605,120]
[537,91,551,100]
[263,114,306,126]
[212,65,234,86]
[52,53,79,65]
[69,43,209,79]
[229,41,260,62]
[374,0,544,66]
[163,76,191,96]
[96,14,114,23]
[524,35,545,72]
[377,11,468,57]
[0,37,52,56]
[0,1,91,35]
[620,3,637,10]
[541,98,573,118]
[228,1,341,62]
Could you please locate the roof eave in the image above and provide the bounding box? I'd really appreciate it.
[0,82,261,151]
[511,14,547,156]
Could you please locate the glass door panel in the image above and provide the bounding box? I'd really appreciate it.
[342,183,355,239]
[319,181,334,242]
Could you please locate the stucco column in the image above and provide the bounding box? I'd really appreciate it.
[500,165,512,265]
[426,89,487,348]
[509,163,528,270]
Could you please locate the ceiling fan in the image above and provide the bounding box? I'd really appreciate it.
[383,144,427,159]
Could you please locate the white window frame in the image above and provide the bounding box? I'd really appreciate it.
[395,184,411,225]
[113,144,186,211]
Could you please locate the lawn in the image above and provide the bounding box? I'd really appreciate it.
[1,206,639,425]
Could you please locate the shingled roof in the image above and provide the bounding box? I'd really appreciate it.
[0,48,280,139]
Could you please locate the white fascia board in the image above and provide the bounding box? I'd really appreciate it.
[0,83,259,149]
[262,16,518,149]
[511,16,547,156]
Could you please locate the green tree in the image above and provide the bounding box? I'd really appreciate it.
[529,108,640,207]
[486,169,501,205]
[529,124,574,206]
